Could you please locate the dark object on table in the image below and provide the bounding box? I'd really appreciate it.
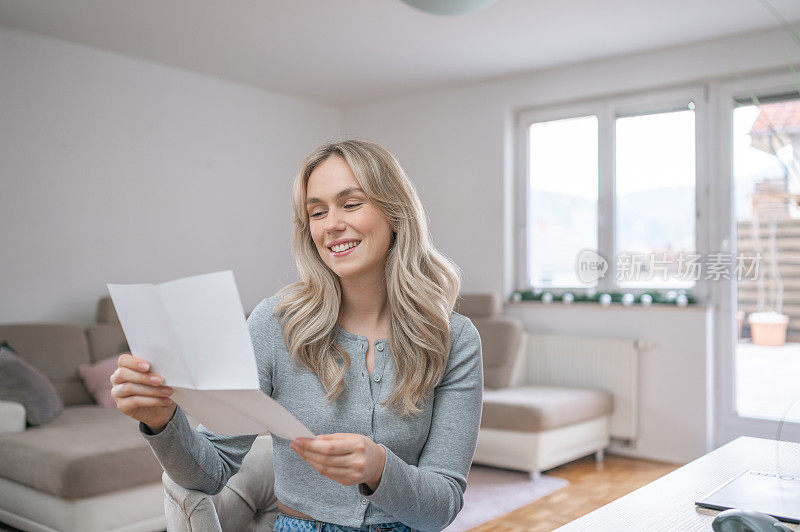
[712,508,793,532]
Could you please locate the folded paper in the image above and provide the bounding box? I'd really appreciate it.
[108,270,314,439]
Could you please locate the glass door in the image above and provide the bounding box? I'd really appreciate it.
[734,96,800,424]
[716,72,800,445]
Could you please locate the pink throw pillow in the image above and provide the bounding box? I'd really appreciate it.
[78,355,120,407]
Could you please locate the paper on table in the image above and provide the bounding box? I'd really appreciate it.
[107,270,314,439]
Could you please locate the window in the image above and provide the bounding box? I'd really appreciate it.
[733,94,800,420]
[517,88,702,294]
[714,72,800,447]
[528,115,598,287]
[615,107,696,289]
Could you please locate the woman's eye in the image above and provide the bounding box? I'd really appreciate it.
[309,203,362,219]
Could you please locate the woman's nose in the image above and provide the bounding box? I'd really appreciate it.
[324,208,345,232]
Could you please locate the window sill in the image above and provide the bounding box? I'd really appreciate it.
[505,300,713,311]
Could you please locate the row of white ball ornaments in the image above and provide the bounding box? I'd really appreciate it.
[513,291,689,307]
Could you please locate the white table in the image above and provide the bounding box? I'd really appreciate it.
[555,436,800,531]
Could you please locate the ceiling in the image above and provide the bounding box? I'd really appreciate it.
[1,0,800,106]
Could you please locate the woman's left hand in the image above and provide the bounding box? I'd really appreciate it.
[290,433,386,490]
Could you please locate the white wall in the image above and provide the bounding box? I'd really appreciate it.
[0,26,342,325]
[342,27,799,463]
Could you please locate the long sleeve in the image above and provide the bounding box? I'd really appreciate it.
[138,297,275,494]
[139,405,258,494]
[358,317,484,532]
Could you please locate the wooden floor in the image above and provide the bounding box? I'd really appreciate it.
[470,453,681,532]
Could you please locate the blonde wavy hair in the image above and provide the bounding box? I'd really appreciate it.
[273,139,462,418]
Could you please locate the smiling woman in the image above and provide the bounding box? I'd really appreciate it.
[132,139,484,532]
[279,140,462,419]
[304,156,395,282]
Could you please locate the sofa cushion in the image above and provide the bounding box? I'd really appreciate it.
[481,385,613,432]
[0,324,94,406]
[78,355,119,407]
[86,323,129,363]
[0,405,163,499]
[95,296,121,324]
[472,317,523,389]
[0,345,64,425]
[455,293,503,317]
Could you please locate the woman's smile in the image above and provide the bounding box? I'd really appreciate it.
[330,240,361,257]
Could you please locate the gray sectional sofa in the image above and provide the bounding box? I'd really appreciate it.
[0,299,166,532]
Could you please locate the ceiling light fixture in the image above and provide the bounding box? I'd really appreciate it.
[399,0,499,16]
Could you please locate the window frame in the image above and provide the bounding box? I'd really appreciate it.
[515,101,603,292]
[515,85,709,300]
[713,70,800,447]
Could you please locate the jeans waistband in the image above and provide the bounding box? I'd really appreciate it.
[275,513,410,532]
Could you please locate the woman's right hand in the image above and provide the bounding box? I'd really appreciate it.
[111,353,177,432]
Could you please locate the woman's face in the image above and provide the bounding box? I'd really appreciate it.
[305,154,394,282]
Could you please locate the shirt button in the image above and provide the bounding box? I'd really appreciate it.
[361,371,365,379]
[377,344,384,352]
[361,343,365,350]
[374,375,381,382]
[361,497,368,504]
[366,403,373,410]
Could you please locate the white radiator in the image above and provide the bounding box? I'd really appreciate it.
[516,332,644,442]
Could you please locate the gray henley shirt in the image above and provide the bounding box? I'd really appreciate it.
[139,294,484,532]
